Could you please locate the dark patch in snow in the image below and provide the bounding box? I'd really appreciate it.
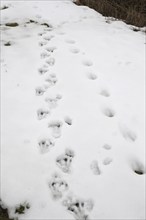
[0,201,11,220]
[4,42,11,46]
[41,22,52,28]
[5,22,19,27]
[15,202,30,215]
[0,5,9,10]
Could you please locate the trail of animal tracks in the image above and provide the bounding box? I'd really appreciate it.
[1,1,145,219]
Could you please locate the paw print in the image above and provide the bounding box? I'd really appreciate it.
[56,149,75,173]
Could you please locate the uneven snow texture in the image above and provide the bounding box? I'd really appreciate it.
[1,0,145,220]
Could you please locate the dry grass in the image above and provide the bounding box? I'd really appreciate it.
[74,0,146,27]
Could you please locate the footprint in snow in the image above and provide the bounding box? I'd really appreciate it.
[39,40,48,46]
[65,39,76,44]
[37,108,49,120]
[130,159,145,175]
[43,35,54,41]
[38,138,54,154]
[119,123,137,142]
[38,32,46,36]
[82,59,93,67]
[48,173,68,200]
[48,120,63,138]
[38,66,48,75]
[45,94,62,109]
[102,157,113,165]
[69,47,80,54]
[45,57,55,66]
[45,73,57,87]
[64,116,72,126]
[99,88,110,97]
[63,194,94,220]
[40,51,50,59]
[45,46,57,53]
[90,160,101,175]
[56,148,75,173]
[102,106,115,118]
[35,86,46,96]
[102,144,112,150]
[86,72,97,80]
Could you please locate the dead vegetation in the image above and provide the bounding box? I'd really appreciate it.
[74,0,146,27]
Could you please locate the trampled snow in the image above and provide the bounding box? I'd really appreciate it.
[1,0,145,219]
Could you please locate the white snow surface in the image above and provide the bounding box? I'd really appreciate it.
[1,0,145,219]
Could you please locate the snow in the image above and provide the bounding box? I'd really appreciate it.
[1,0,145,219]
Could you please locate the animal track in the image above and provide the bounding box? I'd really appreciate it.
[43,35,54,41]
[86,72,97,80]
[48,120,63,138]
[35,87,46,96]
[70,48,80,54]
[102,144,112,150]
[82,60,93,67]
[63,195,94,220]
[102,107,115,117]
[38,66,48,74]
[119,124,137,142]
[100,89,110,97]
[38,138,54,153]
[90,160,101,175]
[45,73,57,87]
[46,57,55,66]
[45,46,56,53]
[39,41,47,46]
[38,32,46,36]
[56,149,75,173]
[48,173,68,199]
[40,52,50,59]
[64,116,72,125]
[45,94,62,109]
[131,159,145,175]
[37,108,49,120]
[103,157,113,165]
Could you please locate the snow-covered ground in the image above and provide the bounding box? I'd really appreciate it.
[1,0,145,219]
